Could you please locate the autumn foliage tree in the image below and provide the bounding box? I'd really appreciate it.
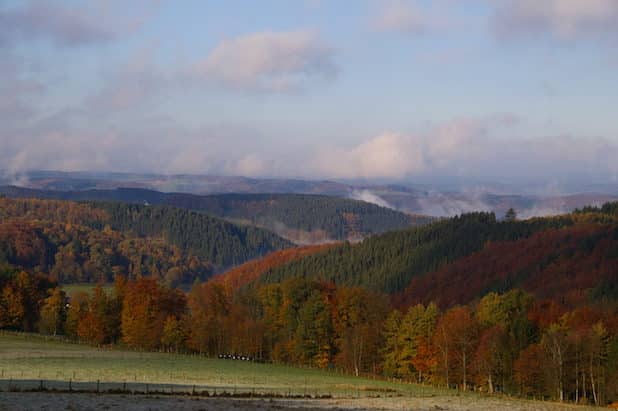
[38,287,67,336]
[333,287,389,375]
[121,278,186,350]
[433,306,479,390]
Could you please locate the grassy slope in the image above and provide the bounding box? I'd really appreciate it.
[0,333,437,397]
[0,334,599,410]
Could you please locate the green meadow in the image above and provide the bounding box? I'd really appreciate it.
[0,333,438,398]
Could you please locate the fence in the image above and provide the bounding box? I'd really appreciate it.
[0,378,413,399]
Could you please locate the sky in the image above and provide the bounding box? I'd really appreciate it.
[1,0,618,185]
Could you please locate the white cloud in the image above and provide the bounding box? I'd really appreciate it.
[491,0,618,41]
[2,108,617,185]
[194,30,337,92]
[311,118,618,181]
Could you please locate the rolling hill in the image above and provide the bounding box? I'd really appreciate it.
[208,243,338,292]
[3,170,617,220]
[246,202,618,309]
[394,223,618,309]
[256,212,574,293]
[0,197,292,285]
[0,186,429,242]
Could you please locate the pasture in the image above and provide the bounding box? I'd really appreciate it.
[0,333,434,398]
[0,333,597,410]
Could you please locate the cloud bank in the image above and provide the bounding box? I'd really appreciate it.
[311,119,618,181]
[194,30,338,92]
[2,115,617,185]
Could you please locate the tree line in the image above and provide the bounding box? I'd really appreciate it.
[1,268,616,405]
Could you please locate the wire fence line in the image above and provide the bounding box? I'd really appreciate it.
[0,378,413,399]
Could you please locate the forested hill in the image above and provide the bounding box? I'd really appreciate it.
[257,212,574,293]
[208,243,337,292]
[255,203,618,306]
[91,202,292,266]
[394,223,618,309]
[0,197,292,284]
[0,186,429,242]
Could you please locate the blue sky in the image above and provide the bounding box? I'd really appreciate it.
[1,0,618,184]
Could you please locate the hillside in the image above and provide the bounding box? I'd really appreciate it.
[0,186,430,242]
[254,203,618,304]
[394,223,618,309]
[0,197,291,284]
[209,243,338,291]
[257,212,574,293]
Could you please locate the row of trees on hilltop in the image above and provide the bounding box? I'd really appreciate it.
[2,269,616,405]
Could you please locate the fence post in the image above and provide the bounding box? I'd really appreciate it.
[69,379,72,392]
[97,379,100,393]
[39,380,43,391]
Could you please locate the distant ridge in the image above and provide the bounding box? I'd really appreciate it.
[0,185,429,242]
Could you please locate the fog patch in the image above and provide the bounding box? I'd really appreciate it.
[414,191,493,217]
[349,189,393,209]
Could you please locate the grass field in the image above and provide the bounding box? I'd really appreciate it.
[0,333,438,398]
[0,333,597,410]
